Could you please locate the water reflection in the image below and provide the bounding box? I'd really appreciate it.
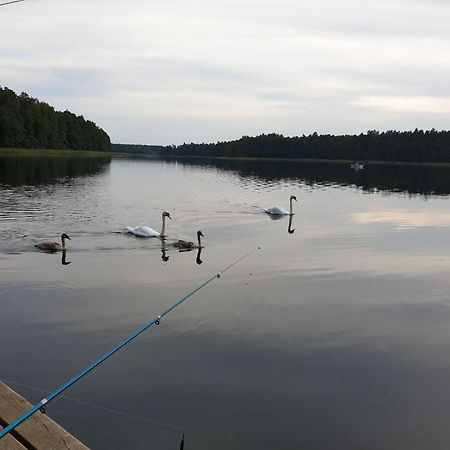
[351,210,450,229]
[161,239,205,265]
[61,249,71,266]
[196,247,203,265]
[161,241,170,262]
[163,156,450,196]
[288,215,295,234]
[4,155,450,449]
[177,246,205,266]
[0,152,111,186]
[267,213,285,221]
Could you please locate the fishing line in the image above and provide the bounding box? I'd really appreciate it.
[0,0,25,6]
[3,379,183,431]
[0,247,260,440]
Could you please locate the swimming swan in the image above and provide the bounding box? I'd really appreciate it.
[127,211,172,238]
[173,231,204,249]
[35,233,71,252]
[264,195,297,215]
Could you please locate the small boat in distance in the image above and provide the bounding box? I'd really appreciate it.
[350,162,365,171]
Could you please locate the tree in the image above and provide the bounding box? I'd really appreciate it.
[0,86,111,151]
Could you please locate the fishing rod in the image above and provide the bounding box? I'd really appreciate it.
[0,0,25,7]
[0,247,259,440]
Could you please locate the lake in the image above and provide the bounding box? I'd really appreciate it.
[2,153,450,449]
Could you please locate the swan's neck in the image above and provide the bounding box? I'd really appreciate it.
[289,198,293,215]
[197,234,202,248]
[161,215,166,237]
[61,236,66,249]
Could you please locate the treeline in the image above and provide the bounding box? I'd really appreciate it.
[0,87,111,151]
[159,131,450,163]
[112,143,168,155]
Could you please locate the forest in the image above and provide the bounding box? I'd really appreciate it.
[0,87,111,151]
[2,84,449,162]
[160,131,450,163]
[111,143,167,155]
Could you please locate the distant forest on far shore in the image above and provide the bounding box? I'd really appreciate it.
[0,87,111,151]
[112,143,167,154]
[115,130,450,163]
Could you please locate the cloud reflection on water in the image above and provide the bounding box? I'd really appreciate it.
[352,209,450,229]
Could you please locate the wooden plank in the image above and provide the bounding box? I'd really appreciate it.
[0,424,27,450]
[0,381,89,450]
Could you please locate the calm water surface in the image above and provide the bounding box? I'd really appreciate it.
[2,155,450,449]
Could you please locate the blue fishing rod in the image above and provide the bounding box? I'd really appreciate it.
[0,247,259,440]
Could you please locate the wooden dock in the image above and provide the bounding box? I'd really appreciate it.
[0,381,88,449]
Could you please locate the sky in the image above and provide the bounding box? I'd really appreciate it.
[1,0,450,145]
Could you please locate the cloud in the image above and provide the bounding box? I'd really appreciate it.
[352,96,450,114]
[1,0,450,144]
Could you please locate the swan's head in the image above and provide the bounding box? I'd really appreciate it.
[61,233,71,240]
[197,231,204,238]
[162,211,172,219]
[290,195,297,202]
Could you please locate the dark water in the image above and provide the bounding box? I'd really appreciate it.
[2,154,450,449]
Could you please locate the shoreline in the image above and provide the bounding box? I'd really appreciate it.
[4,147,450,168]
[112,152,450,168]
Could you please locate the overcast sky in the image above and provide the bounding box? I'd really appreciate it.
[1,0,450,145]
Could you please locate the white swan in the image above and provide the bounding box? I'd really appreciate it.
[127,211,172,238]
[264,195,297,215]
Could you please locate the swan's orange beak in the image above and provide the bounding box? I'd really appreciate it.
[167,213,172,219]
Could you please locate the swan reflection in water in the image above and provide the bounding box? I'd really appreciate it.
[267,212,285,221]
[161,239,204,265]
[61,249,71,265]
[161,241,170,262]
[178,246,204,265]
[288,215,295,234]
[265,207,296,234]
[196,247,203,265]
